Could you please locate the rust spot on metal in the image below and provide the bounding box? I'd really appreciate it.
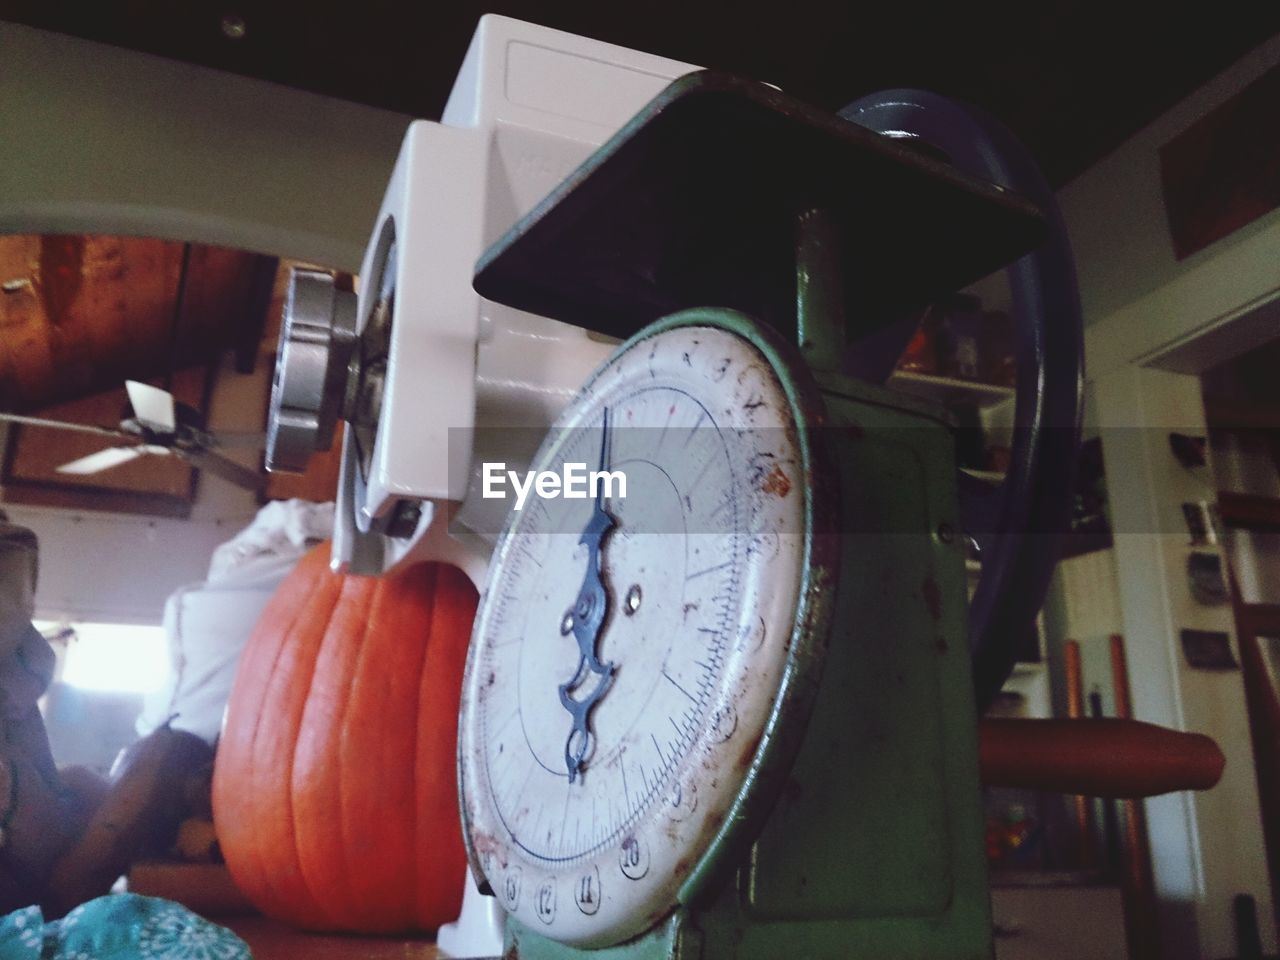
[759,463,792,497]
[471,832,505,867]
[673,857,691,877]
[737,734,762,769]
[936,635,949,653]
[921,576,942,621]
[845,421,866,440]
[504,946,519,960]
[487,671,496,686]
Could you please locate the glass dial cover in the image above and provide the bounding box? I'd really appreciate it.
[459,321,814,947]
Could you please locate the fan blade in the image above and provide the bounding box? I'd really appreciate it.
[0,412,127,439]
[126,380,177,432]
[182,449,264,492]
[56,446,147,475]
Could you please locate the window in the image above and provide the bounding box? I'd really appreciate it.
[37,620,168,694]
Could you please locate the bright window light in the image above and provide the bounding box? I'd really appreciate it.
[37,620,169,694]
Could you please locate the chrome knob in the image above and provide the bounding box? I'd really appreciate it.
[265,268,357,474]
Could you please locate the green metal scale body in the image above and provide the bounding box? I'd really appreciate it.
[459,71,1047,960]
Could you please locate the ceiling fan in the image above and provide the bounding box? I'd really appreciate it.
[0,380,265,493]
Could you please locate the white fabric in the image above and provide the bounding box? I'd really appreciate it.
[205,499,335,585]
[136,500,333,742]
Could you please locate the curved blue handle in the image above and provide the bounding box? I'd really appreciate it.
[841,91,1084,710]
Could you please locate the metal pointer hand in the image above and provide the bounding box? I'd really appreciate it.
[559,406,617,783]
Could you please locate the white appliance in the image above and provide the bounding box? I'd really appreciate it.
[264,16,698,956]
[268,15,697,589]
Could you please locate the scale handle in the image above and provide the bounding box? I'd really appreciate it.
[979,718,1225,798]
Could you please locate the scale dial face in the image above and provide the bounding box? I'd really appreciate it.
[459,320,816,947]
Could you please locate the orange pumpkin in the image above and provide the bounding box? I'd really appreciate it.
[212,545,477,933]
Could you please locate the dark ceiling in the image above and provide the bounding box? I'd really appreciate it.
[3,2,1278,187]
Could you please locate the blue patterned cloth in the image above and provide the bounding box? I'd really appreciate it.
[0,894,250,959]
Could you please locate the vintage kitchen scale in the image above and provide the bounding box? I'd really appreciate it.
[263,25,1221,956]
[451,72,1082,959]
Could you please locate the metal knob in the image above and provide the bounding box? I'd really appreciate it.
[265,268,358,474]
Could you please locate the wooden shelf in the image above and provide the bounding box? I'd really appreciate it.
[887,370,1015,409]
[1218,491,1280,530]
[989,868,1112,889]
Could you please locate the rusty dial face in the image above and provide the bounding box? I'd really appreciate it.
[459,323,809,947]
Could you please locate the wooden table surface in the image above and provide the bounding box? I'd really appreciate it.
[224,917,445,959]
[129,862,492,958]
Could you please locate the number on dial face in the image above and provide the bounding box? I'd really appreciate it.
[460,322,810,948]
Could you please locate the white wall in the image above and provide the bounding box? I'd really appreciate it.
[1059,30,1280,960]
[1094,366,1269,957]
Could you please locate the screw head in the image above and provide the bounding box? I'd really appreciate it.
[385,500,421,539]
[936,522,955,545]
[625,584,642,615]
[561,611,575,636]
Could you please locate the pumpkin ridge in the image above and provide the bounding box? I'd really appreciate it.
[274,563,345,925]
[336,568,420,929]
[410,563,440,922]
[414,563,473,923]
[306,571,376,929]
[390,565,435,928]
[237,556,327,914]
[223,549,337,925]
[343,576,383,926]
